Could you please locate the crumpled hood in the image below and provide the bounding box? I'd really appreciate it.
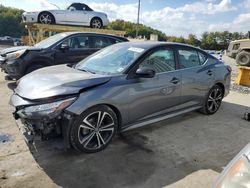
[0,46,42,56]
[15,64,111,100]
[0,46,28,56]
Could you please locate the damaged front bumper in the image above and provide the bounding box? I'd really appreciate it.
[10,94,76,148]
[0,58,23,80]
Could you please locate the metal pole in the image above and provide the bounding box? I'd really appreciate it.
[136,0,141,38]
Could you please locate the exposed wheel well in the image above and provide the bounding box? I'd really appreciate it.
[103,104,122,131]
[241,49,250,53]
[215,82,225,97]
[38,11,56,23]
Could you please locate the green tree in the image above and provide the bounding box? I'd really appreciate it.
[0,5,26,37]
[187,34,200,46]
[108,19,168,41]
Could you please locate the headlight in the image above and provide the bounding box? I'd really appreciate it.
[21,97,76,118]
[6,49,26,60]
[213,146,250,188]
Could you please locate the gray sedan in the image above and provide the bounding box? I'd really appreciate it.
[10,42,231,153]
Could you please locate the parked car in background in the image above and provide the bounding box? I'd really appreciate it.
[227,39,250,66]
[0,36,22,46]
[22,3,109,28]
[213,143,250,188]
[10,42,231,153]
[0,32,128,80]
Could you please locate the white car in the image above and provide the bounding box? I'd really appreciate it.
[22,3,109,29]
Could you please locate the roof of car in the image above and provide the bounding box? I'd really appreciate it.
[61,32,128,41]
[230,39,250,43]
[113,41,205,51]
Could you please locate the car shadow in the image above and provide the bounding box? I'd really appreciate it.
[7,81,17,90]
[26,101,250,188]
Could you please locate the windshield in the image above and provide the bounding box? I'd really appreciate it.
[34,33,69,48]
[75,44,145,74]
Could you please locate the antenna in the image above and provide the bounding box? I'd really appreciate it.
[50,3,60,9]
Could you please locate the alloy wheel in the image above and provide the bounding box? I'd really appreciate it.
[207,87,222,113]
[78,111,115,151]
[39,14,52,24]
[92,19,102,28]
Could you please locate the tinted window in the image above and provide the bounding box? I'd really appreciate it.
[198,51,207,64]
[61,36,89,49]
[109,37,123,44]
[92,36,115,48]
[178,49,200,68]
[139,48,176,73]
[70,4,88,11]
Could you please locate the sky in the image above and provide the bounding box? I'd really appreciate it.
[1,0,250,37]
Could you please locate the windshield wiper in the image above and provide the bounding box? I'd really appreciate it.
[79,68,96,74]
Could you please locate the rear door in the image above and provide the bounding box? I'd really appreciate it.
[128,47,182,123]
[176,46,214,107]
[54,34,93,65]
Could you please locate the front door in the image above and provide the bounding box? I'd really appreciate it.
[54,35,94,65]
[128,47,182,123]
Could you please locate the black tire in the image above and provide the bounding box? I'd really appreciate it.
[38,12,55,24]
[90,17,103,29]
[200,85,223,115]
[70,105,118,153]
[25,64,44,75]
[236,51,250,66]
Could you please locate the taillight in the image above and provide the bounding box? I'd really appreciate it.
[227,66,232,73]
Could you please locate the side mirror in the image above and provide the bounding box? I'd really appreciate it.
[135,68,155,78]
[60,43,70,50]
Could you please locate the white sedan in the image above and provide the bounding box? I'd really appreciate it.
[22,3,109,29]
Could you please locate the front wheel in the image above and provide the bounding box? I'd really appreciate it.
[70,105,118,153]
[200,85,223,115]
[38,12,55,24]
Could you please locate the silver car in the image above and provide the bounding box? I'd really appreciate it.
[22,3,109,28]
[10,42,231,153]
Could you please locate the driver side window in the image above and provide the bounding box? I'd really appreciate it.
[139,48,176,73]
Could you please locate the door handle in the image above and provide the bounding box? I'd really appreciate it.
[170,77,180,84]
[207,70,213,76]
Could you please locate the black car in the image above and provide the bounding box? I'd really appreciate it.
[0,32,128,80]
[0,36,22,46]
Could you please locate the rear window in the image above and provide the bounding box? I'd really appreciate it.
[92,36,115,48]
[178,49,200,68]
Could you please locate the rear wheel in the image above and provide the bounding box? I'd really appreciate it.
[90,18,103,29]
[200,85,223,115]
[70,105,118,153]
[236,51,250,66]
[38,12,55,24]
